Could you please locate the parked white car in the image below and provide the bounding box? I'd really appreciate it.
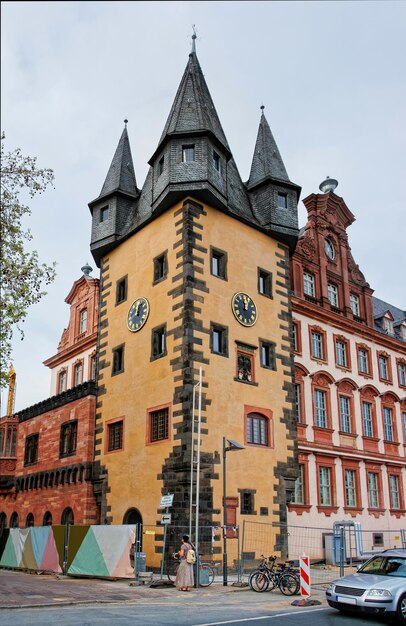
[326,549,406,623]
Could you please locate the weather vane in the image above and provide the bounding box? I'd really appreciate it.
[191,24,197,53]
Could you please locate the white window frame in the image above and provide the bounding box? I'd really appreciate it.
[311,331,324,360]
[344,469,356,507]
[336,340,347,367]
[339,396,351,433]
[314,389,327,428]
[362,401,373,438]
[389,475,400,509]
[303,271,315,297]
[350,293,360,316]
[368,472,379,509]
[328,283,339,307]
[319,466,331,506]
[358,348,369,374]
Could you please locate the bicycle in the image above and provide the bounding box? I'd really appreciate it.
[167,553,215,587]
[249,555,300,595]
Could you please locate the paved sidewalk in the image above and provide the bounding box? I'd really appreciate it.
[0,568,327,610]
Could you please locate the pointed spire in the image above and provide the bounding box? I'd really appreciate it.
[99,120,137,198]
[247,107,290,188]
[151,45,232,161]
[191,25,197,54]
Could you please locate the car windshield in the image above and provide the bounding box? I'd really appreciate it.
[359,556,406,577]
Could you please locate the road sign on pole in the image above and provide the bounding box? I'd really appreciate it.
[299,556,311,597]
[160,513,172,525]
[159,494,174,508]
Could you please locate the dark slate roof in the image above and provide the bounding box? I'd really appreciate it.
[155,51,231,156]
[247,111,290,188]
[372,296,406,340]
[99,125,138,198]
[373,296,406,324]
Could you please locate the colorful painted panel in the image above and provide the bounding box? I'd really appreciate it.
[0,527,62,573]
[68,525,136,578]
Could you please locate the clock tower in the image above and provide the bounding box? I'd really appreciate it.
[89,40,301,562]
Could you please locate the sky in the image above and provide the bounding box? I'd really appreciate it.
[1,0,405,413]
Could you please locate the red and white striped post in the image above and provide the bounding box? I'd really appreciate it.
[299,555,311,597]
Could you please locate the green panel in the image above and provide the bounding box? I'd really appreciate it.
[67,525,90,570]
[52,525,66,569]
[68,528,109,577]
[0,534,18,567]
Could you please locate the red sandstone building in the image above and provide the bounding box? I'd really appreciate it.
[0,266,101,529]
[288,178,406,545]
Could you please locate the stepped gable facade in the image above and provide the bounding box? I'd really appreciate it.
[0,268,101,530]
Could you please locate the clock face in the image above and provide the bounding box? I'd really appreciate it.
[127,297,149,332]
[231,292,258,327]
[325,238,335,260]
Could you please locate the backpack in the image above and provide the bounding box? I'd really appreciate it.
[186,546,196,564]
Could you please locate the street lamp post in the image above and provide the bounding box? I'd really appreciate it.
[222,436,244,586]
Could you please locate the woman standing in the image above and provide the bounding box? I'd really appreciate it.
[175,535,194,591]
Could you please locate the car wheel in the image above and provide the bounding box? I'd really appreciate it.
[397,592,406,625]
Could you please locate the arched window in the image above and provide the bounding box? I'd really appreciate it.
[10,512,19,528]
[59,370,67,393]
[61,507,74,525]
[42,511,52,526]
[25,513,34,528]
[123,508,142,549]
[0,512,7,532]
[246,413,269,446]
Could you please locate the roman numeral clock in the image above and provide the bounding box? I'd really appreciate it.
[127,297,150,332]
[231,292,258,327]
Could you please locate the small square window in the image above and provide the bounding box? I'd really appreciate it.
[112,345,124,375]
[158,156,164,176]
[108,421,123,452]
[149,408,169,443]
[100,206,109,223]
[213,150,221,172]
[211,248,227,279]
[258,268,272,298]
[277,193,287,209]
[211,324,228,356]
[116,276,128,304]
[154,252,168,283]
[152,326,166,359]
[260,340,276,370]
[241,491,254,514]
[182,144,195,162]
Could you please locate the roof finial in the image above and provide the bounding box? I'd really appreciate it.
[124,119,128,127]
[81,262,93,277]
[260,104,265,115]
[319,176,338,194]
[191,24,197,54]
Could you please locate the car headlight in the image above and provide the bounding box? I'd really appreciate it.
[366,589,392,597]
[326,583,334,592]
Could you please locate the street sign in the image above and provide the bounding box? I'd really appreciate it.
[161,513,171,525]
[159,494,174,508]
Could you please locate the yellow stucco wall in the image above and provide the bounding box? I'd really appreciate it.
[96,197,294,537]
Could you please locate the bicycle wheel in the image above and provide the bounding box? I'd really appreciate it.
[198,563,214,587]
[167,562,179,582]
[279,573,299,596]
[250,571,269,592]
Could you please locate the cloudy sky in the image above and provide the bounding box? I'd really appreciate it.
[1,0,405,412]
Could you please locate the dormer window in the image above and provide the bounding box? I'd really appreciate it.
[213,150,221,172]
[303,271,315,297]
[100,206,109,222]
[277,193,287,209]
[158,156,164,176]
[383,316,394,335]
[182,145,195,162]
[401,324,406,342]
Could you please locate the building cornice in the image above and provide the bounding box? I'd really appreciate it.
[43,332,97,368]
[293,296,406,354]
